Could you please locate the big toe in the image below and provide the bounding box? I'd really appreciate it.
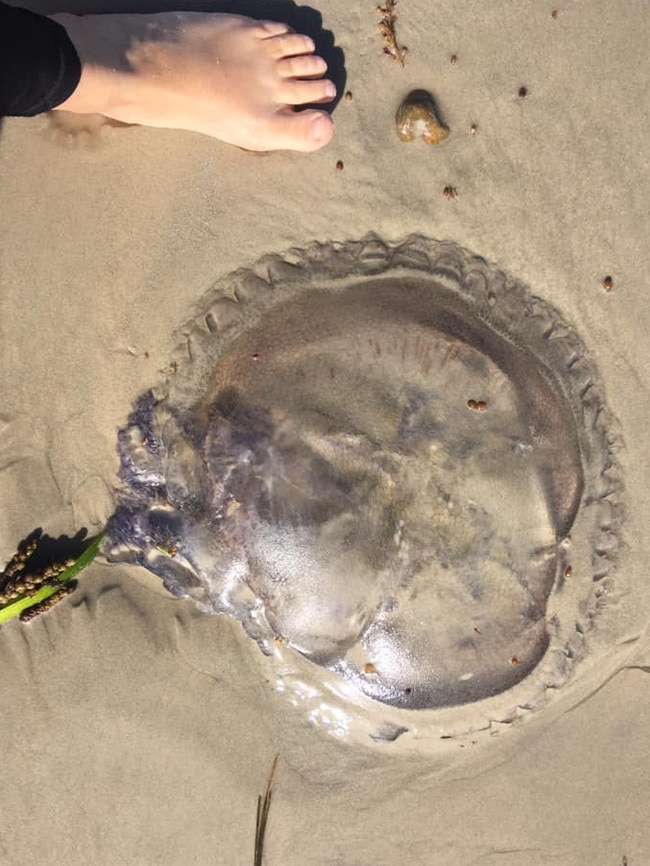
[264,109,334,152]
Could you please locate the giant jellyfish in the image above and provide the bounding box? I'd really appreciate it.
[107,236,623,737]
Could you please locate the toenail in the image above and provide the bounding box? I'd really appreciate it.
[309,114,329,142]
[325,82,337,98]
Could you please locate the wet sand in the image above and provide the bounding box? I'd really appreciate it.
[1,1,649,863]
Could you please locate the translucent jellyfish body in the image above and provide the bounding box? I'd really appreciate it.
[108,236,622,737]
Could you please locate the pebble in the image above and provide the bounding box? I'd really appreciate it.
[396,90,450,146]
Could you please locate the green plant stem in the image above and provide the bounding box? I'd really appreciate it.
[0,531,105,626]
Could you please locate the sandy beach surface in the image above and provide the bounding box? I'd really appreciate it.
[1,1,649,863]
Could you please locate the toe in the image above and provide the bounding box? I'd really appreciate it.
[279,78,337,106]
[277,54,327,79]
[263,109,334,152]
[268,33,316,59]
[257,20,293,37]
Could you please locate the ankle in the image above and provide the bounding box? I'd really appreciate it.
[50,13,130,116]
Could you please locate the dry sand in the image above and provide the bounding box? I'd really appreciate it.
[1,1,649,863]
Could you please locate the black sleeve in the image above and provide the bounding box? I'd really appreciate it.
[0,2,81,116]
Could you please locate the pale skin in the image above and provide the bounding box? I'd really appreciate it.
[52,12,336,152]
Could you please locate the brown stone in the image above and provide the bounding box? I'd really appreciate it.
[396,90,450,146]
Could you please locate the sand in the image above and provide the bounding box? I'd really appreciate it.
[1,0,649,863]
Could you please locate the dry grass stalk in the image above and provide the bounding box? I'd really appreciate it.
[254,754,278,866]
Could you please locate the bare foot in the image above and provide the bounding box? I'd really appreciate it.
[52,12,336,152]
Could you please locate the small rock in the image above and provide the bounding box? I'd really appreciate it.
[396,90,450,146]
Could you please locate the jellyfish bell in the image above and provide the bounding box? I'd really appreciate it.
[107,236,623,743]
